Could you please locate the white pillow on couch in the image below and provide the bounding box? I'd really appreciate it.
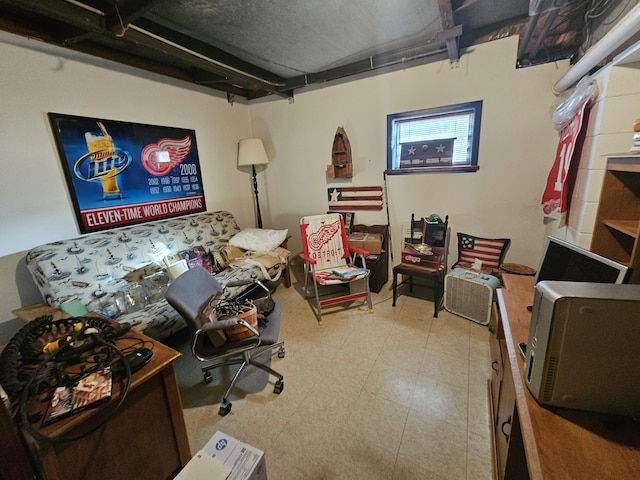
[229,228,288,253]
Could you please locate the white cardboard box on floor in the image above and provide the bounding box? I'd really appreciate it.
[174,450,231,480]
[202,431,267,480]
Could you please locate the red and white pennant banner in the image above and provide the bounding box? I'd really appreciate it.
[328,186,383,211]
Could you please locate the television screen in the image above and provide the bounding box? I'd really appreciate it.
[534,236,629,285]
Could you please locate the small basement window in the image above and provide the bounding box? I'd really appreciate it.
[386,100,483,174]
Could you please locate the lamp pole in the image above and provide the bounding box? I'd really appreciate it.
[238,138,268,229]
[251,164,263,228]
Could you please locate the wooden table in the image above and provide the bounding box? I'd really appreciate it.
[494,273,640,479]
[19,326,191,480]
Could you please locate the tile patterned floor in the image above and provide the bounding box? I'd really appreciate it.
[174,272,495,479]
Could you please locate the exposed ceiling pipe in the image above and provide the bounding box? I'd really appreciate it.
[554,3,640,94]
[517,0,547,60]
[529,0,567,59]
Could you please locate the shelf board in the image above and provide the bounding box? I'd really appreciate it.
[607,155,640,173]
[602,219,640,238]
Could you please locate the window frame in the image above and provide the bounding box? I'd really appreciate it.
[386,100,483,175]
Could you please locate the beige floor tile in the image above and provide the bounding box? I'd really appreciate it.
[419,349,470,388]
[399,410,468,478]
[426,328,471,360]
[363,360,419,407]
[468,365,492,439]
[466,430,495,480]
[343,390,410,454]
[410,376,469,429]
[326,348,378,389]
[377,326,429,373]
[268,413,396,480]
[292,374,363,429]
[392,456,448,480]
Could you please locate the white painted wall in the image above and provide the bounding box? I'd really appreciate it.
[0,32,573,326]
[0,31,253,322]
[251,36,570,268]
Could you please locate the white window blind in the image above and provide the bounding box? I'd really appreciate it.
[386,100,482,174]
[396,110,474,165]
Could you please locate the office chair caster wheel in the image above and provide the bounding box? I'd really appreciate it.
[274,380,284,394]
[203,371,212,384]
[277,347,285,358]
[219,401,232,416]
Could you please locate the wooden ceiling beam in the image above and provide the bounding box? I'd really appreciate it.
[436,0,462,63]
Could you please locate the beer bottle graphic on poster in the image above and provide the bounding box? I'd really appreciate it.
[82,122,128,199]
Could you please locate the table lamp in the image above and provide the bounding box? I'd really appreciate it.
[238,138,269,228]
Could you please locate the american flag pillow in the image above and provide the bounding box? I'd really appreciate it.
[457,233,509,271]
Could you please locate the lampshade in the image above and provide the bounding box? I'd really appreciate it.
[237,138,269,167]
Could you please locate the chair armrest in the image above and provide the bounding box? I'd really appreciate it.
[348,245,370,267]
[348,245,370,257]
[200,317,260,337]
[299,253,317,265]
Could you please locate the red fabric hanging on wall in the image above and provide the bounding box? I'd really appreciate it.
[541,100,590,226]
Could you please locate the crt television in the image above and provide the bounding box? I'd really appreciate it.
[534,236,629,285]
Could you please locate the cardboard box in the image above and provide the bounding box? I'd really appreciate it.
[401,246,443,268]
[202,431,267,480]
[174,450,231,480]
[347,232,383,254]
[352,224,389,292]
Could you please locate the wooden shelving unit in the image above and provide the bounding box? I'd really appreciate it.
[591,154,640,284]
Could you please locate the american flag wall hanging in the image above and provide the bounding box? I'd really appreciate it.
[328,186,383,211]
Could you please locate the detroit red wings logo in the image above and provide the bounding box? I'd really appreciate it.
[308,220,340,251]
[141,136,192,176]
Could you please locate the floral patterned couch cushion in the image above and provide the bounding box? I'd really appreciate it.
[25,211,288,340]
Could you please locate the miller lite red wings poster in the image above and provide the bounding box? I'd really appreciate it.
[49,114,207,233]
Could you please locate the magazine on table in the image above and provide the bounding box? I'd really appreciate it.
[43,369,113,425]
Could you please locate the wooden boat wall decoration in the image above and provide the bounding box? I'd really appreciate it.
[328,126,353,178]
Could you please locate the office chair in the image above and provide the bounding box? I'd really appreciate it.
[299,213,373,325]
[392,214,449,317]
[164,266,284,416]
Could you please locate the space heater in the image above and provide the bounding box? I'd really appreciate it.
[444,268,500,325]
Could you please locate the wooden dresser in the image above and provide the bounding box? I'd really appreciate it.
[2,325,191,480]
[489,273,640,479]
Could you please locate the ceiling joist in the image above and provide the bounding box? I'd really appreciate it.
[437,0,462,63]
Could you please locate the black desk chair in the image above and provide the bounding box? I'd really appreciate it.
[392,214,449,317]
[165,266,284,416]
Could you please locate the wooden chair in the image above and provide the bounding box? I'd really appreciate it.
[392,214,449,317]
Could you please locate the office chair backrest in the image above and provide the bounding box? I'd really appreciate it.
[165,266,224,337]
[300,214,351,270]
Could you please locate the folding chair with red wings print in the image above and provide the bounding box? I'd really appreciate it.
[299,213,373,325]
